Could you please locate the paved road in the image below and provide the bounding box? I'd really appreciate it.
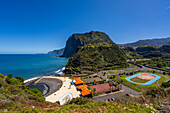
[35,78,62,97]
[92,92,127,103]
[92,84,141,103]
[121,84,142,95]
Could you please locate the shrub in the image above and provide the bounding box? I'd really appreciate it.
[161,81,170,88]
[0,82,3,88]
[15,76,24,83]
[5,75,20,85]
[56,101,60,105]
[67,97,93,105]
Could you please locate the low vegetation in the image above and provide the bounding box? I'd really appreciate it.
[161,80,170,88]
[123,45,170,71]
[0,74,46,110]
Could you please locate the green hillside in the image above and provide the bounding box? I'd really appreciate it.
[65,44,128,74]
[62,31,114,58]
[120,37,170,47]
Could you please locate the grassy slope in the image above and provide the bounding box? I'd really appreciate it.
[5,102,156,113]
[0,74,59,111]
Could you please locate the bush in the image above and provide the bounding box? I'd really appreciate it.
[15,76,24,83]
[67,97,93,105]
[0,82,3,88]
[161,81,170,88]
[56,101,60,105]
[5,75,20,85]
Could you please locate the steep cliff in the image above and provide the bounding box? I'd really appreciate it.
[62,31,114,58]
[48,48,65,54]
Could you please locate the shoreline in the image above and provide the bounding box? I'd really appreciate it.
[32,83,49,96]
[33,76,62,97]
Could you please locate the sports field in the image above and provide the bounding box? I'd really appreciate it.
[126,73,161,85]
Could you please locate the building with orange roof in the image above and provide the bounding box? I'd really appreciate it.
[72,78,93,96]
[72,78,84,85]
[145,64,149,66]
[77,85,88,90]
[80,87,93,96]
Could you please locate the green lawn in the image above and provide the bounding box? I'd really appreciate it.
[109,70,118,74]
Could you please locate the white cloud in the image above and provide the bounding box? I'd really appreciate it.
[166,6,170,9]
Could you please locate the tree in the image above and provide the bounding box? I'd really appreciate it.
[109,82,112,91]
[93,80,96,85]
[117,82,120,89]
[103,72,106,76]
[93,88,96,95]
[113,82,117,91]
[120,79,123,84]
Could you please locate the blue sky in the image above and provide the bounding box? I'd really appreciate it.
[0,0,170,54]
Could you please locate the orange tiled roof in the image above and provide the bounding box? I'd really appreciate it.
[77,85,88,90]
[73,78,84,85]
[81,88,93,96]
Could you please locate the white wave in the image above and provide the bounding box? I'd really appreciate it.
[24,77,40,83]
[55,67,65,76]
[55,69,61,73]
[61,67,65,71]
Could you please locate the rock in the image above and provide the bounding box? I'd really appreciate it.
[61,31,114,58]
[48,48,65,55]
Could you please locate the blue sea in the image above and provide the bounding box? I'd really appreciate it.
[0,54,68,80]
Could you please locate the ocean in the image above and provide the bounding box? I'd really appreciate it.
[0,54,68,80]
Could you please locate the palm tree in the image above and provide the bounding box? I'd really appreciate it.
[120,79,123,84]
[109,82,112,92]
[93,80,96,85]
[112,82,116,91]
[117,81,120,89]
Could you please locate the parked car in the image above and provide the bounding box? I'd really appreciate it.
[108,99,111,102]
[111,97,115,101]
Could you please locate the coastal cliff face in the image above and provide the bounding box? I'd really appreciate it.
[48,48,65,54]
[62,31,114,58]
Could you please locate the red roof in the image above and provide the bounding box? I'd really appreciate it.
[89,83,118,95]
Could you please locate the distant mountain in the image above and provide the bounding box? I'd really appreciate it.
[120,37,170,47]
[48,48,65,54]
[61,31,114,58]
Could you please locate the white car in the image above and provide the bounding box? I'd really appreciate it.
[111,97,115,101]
